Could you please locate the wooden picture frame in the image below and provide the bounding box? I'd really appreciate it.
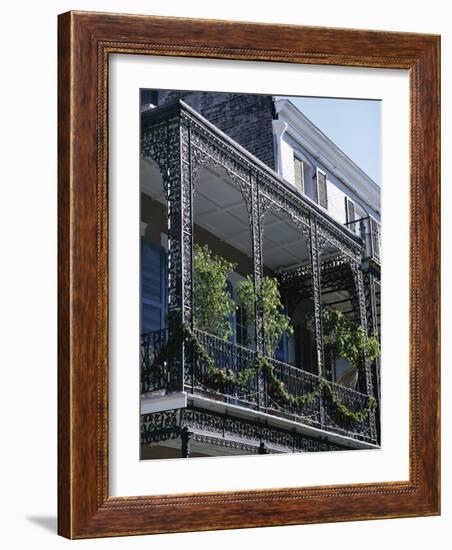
[58,10,440,539]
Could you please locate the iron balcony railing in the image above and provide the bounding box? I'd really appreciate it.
[263,356,322,426]
[323,381,374,441]
[189,328,260,409]
[345,216,381,264]
[141,328,377,445]
[140,329,170,394]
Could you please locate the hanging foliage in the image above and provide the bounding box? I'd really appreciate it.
[149,318,376,422]
[193,243,237,340]
[256,354,377,421]
[153,240,378,422]
[182,322,259,388]
[254,356,321,407]
[187,333,376,422]
[323,382,377,422]
[309,308,380,370]
[236,275,293,357]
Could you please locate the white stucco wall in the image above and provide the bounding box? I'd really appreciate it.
[279,135,351,224]
[277,130,379,228]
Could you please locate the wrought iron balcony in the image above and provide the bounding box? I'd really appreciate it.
[140,101,380,449]
[345,216,381,267]
[141,328,377,445]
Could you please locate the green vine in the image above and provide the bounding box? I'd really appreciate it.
[323,383,377,423]
[254,356,376,421]
[183,323,258,387]
[254,356,321,407]
[148,314,376,423]
[185,328,376,422]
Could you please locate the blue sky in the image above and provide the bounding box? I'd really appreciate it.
[280,96,381,186]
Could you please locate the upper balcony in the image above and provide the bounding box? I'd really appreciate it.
[142,100,365,257]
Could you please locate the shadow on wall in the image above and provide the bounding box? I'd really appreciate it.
[25,516,57,534]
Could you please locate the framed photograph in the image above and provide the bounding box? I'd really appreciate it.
[58,11,440,538]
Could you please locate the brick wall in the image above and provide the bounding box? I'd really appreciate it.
[152,91,276,170]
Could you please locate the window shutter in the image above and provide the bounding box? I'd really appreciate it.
[275,332,289,363]
[316,169,328,209]
[235,305,247,347]
[345,197,356,224]
[369,217,381,259]
[141,240,167,333]
[275,304,290,363]
[225,280,235,343]
[293,157,304,193]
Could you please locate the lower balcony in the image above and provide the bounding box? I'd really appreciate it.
[141,328,378,446]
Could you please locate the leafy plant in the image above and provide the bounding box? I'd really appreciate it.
[236,275,293,357]
[193,244,237,340]
[318,308,380,370]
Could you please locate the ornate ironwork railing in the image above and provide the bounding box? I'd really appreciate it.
[140,329,377,444]
[323,381,374,440]
[141,329,170,393]
[345,216,381,264]
[263,357,322,426]
[190,329,260,409]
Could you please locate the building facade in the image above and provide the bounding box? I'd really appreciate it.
[139,91,381,459]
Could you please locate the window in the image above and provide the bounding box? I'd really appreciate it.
[275,331,289,363]
[345,196,356,224]
[345,197,361,236]
[293,156,304,194]
[141,240,167,333]
[315,168,328,209]
[369,216,381,260]
[226,279,249,347]
[275,304,290,363]
[235,305,248,347]
[226,280,235,344]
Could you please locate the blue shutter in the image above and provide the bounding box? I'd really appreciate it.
[226,280,235,343]
[275,332,289,363]
[275,304,289,363]
[141,240,167,334]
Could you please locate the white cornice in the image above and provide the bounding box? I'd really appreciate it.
[275,99,380,214]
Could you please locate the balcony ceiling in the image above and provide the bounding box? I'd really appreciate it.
[194,165,253,257]
[140,158,313,273]
[262,209,310,271]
